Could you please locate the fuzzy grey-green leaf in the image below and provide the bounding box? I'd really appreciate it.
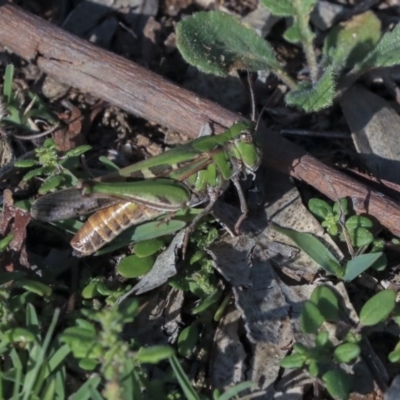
[261,0,295,16]
[323,11,381,70]
[286,66,336,112]
[360,22,400,70]
[176,11,281,76]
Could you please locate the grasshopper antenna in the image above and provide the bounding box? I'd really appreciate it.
[239,70,257,122]
[245,71,267,130]
[255,101,269,131]
[80,153,95,179]
[247,71,257,122]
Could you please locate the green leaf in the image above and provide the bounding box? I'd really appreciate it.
[315,331,329,347]
[0,233,14,252]
[0,270,26,285]
[95,220,186,255]
[118,299,138,322]
[310,285,339,322]
[65,145,92,158]
[301,301,325,333]
[43,138,56,149]
[41,375,57,400]
[177,324,199,357]
[22,309,60,400]
[360,22,400,70]
[176,11,281,76]
[217,382,255,400]
[60,327,96,345]
[343,252,383,282]
[261,0,295,16]
[134,238,164,258]
[274,225,342,277]
[192,290,221,315]
[38,175,66,194]
[293,343,308,354]
[323,11,381,69]
[169,355,201,400]
[81,282,99,299]
[308,361,319,377]
[322,369,351,400]
[4,327,36,343]
[308,199,333,219]
[98,156,120,172]
[345,215,373,229]
[388,341,400,363]
[137,346,175,363]
[297,0,317,14]
[94,282,113,296]
[262,0,316,17]
[370,252,387,271]
[69,375,102,400]
[264,0,316,44]
[76,319,96,333]
[333,198,349,217]
[14,279,52,297]
[334,343,360,364]
[349,227,374,248]
[26,302,39,328]
[116,254,155,278]
[3,64,14,103]
[359,289,396,326]
[280,352,306,369]
[60,327,101,359]
[285,65,336,112]
[345,215,374,248]
[14,159,37,168]
[79,358,98,371]
[284,20,302,44]
[23,166,52,181]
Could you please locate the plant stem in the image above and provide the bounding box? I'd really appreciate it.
[295,0,318,83]
[274,69,297,90]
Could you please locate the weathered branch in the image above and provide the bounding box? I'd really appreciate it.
[1,2,400,236]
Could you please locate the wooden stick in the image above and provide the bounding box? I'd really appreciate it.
[1,2,400,237]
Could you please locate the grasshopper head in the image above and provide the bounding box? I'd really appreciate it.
[230,122,262,173]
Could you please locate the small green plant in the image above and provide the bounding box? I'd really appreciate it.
[14,137,91,193]
[0,267,252,400]
[281,285,398,400]
[1,64,57,130]
[308,198,377,250]
[274,197,386,281]
[175,2,400,112]
[0,278,68,400]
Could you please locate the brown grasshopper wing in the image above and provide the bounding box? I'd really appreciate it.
[31,188,118,222]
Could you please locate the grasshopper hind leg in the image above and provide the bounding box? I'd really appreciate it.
[181,187,220,258]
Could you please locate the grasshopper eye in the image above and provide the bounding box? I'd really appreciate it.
[240,130,253,143]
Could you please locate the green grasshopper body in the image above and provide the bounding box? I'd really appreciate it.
[31,121,261,256]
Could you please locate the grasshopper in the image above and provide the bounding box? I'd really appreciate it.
[31,121,262,256]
